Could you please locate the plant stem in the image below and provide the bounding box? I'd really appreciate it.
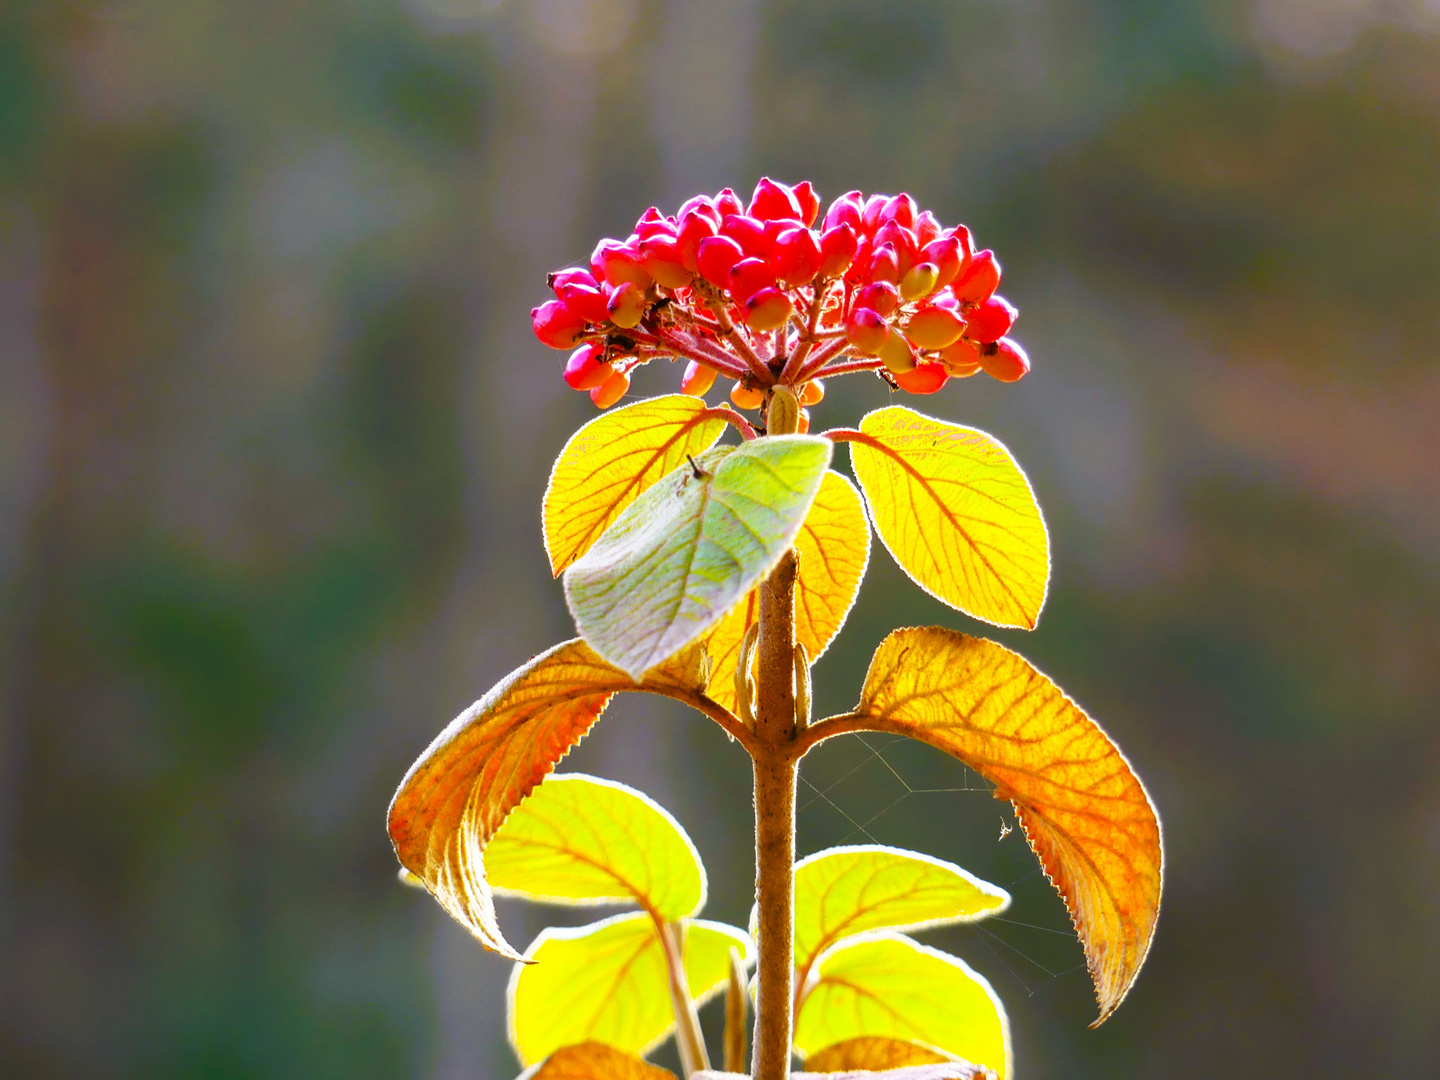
[657,918,710,1077]
[751,545,799,1080]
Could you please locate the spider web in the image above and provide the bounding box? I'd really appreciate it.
[795,731,1089,1001]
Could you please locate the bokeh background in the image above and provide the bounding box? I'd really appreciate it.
[2,0,1438,1077]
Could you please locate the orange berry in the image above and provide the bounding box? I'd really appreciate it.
[606,281,647,329]
[731,382,764,409]
[799,379,824,406]
[878,328,917,374]
[744,287,794,331]
[905,305,965,350]
[797,408,811,433]
[938,338,983,377]
[894,362,949,395]
[979,338,1030,382]
[681,360,717,397]
[590,368,630,408]
[953,249,1001,305]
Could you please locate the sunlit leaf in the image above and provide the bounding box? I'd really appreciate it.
[802,1036,951,1072]
[793,932,1009,1079]
[508,913,754,1066]
[525,1042,676,1080]
[487,773,706,920]
[565,435,833,679]
[388,639,715,960]
[831,627,1163,1023]
[791,845,1009,982]
[703,470,871,714]
[544,395,728,576]
[843,406,1048,629]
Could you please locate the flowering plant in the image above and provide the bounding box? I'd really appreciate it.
[390,179,1163,1080]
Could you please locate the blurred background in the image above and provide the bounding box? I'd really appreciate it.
[1,0,1437,1077]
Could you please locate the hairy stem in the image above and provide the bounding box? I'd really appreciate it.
[751,545,799,1080]
[657,918,710,1077]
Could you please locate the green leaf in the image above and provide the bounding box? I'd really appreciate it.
[487,773,706,921]
[791,845,1009,980]
[508,913,753,1066]
[793,932,1010,1079]
[544,395,728,576]
[564,435,833,679]
[526,1042,677,1080]
[843,405,1049,629]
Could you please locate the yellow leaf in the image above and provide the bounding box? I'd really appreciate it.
[802,1036,951,1072]
[487,773,706,920]
[792,845,1009,985]
[526,1042,676,1080]
[508,913,753,1066]
[822,627,1163,1024]
[387,639,721,960]
[544,394,728,576]
[703,470,871,714]
[793,932,1009,1079]
[843,405,1048,629]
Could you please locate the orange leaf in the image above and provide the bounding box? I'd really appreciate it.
[811,627,1162,1023]
[388,639,723,959]
[528,1042,676,1080]
[702,470,870,714]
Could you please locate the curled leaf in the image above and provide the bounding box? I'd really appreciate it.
[842,406,1048,629]
[793,932,1009,1079]
[822,627,1163,1023]
[703,470,870,714]
[565,435,832,679]
[544,394,728,576]
[803,1036,951,1072]
[388,639,715,959]
[487,773,706,920]
[508,913,754,1065]
[792,845,1009,980]
[526,1042,676,1080]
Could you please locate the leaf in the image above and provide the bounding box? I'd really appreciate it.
[565,435,833,679]
[835,627,1163,1024]
[843,405,1048,629]
[803,1036,951,1072]
[544,395,728,576]
[526,1042,676,1080]
[792,845,1009,982]
[793,932,1009,1079]
[702,470,871,714]
[508,913,754,1066]
[388,639,715,960]
[487,773,706,920]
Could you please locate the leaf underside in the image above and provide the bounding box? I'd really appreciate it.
[508,913,753,1066]
[528,1042,676,1080]
[387,639,713,960]
[837,626,1163,1024]
[565,435,833,679]
[803,1036,952,1072]
[544,394,728,576]
[846,406,1049,630]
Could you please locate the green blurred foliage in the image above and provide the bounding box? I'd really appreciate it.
[0,1,1436,1078]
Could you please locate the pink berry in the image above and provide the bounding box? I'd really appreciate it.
[881,193,918,230]
[532,300,587,348]
[873,221,919,276]
[818,224,859,278]
[748,177,803,222]
[773,227,822,286]
[822,190,863,233]
[922,236,963,289]
[638,235,691,289]
[728,257,776,304]
[714,187,744,219]
[557,281,610,324]
[697,235,745,288]
[963,295,1017,343]
[915,210,941,246]
[720,213,769,258]
[845,236,874,284]
[676,210,717,272]
[953,249,1001,305]
[845,307,890,355]
[550,266,598,292]
[591,238,652,289]
[677,194,719,224]
[868,243,901,284]
[744,287,793,331]
[979,337,1030,382]
[861,193,888,236]
[793,181,821,227]
[855,280,900,317]
[564,344,613,390]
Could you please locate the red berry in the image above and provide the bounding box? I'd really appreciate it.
[894,362,949,394]
[900,262,940,301]
[845,236,874,284]
[681,359,717,397]
[922,236,963,289]
[881,193,918,230]
[953,248,1000,304]
[697,235,745,288]
[963,294,1017,343]
[564,344,613,390]
[979,337,1030,382]
[677,194,719,224]
[607,281,647,329]
[939,338,983,377]
[855,280,900,317]
[714,187,744,219]
[720,213,769,258]
[557,281,610,324]
[818,224,859,278]
[822,190,863,233]
[550,266,598,293]
[748,177,803,222]
[744,286,793,331]
[845,307,890,355]
[793,181,821,227]
[915,210,941,247]
[869,243,901,284]
[728,257,776,304]
[905,304,965,349]
[591,238,652,289]
[861,193,888,236]
[676,210,717,272]
[532,300,587,348]
[638,235,691,289]
[634,209,676,240]
[873,222,919,276]
[591,368,630,408]
[773,227,822,286]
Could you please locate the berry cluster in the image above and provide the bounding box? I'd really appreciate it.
[531,178,1030,413]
